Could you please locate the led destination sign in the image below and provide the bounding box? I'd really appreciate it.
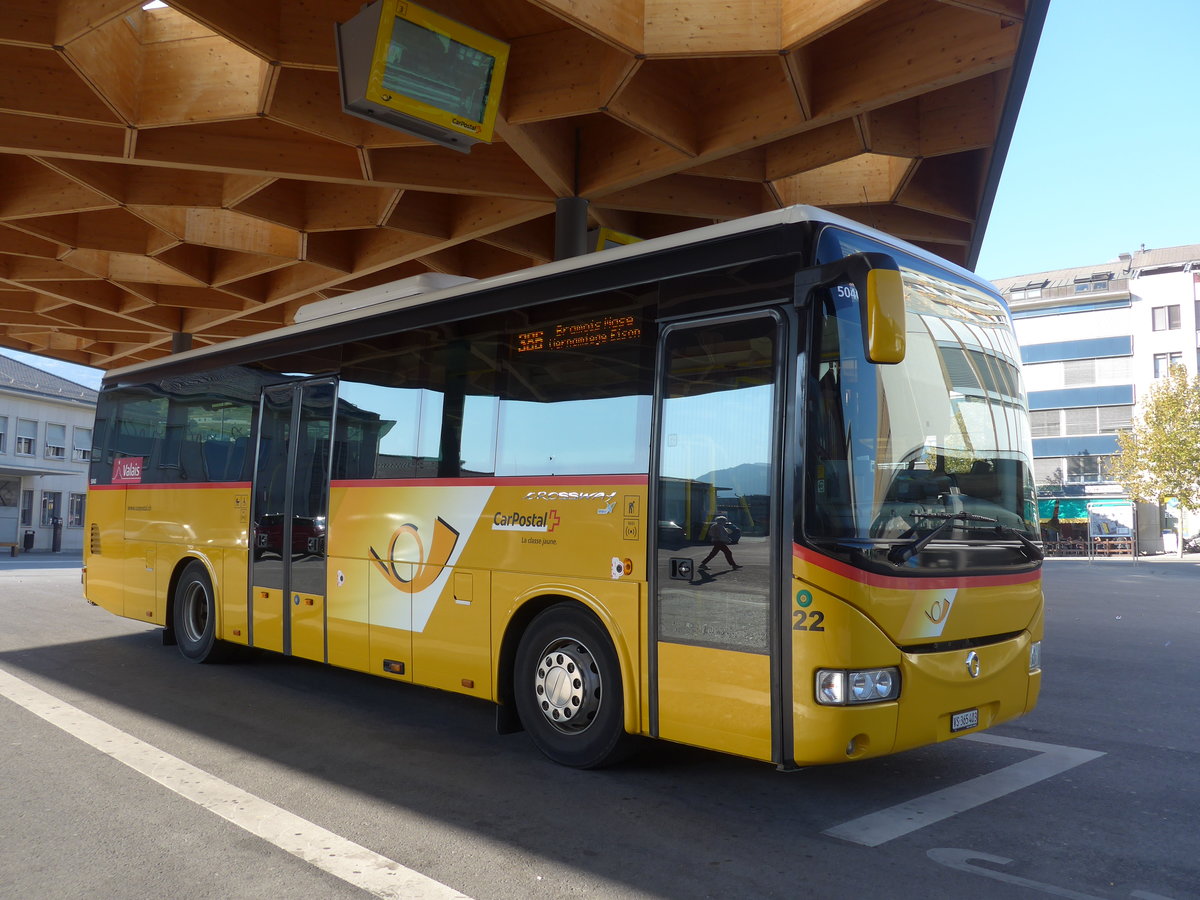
[516,315,641,353]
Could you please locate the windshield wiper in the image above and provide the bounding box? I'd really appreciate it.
[888,512,1044,564]
[888,512,997,564]
[992,524,1044,561]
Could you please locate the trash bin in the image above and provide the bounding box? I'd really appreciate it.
[23,530,34,551]
[51,517,63,553]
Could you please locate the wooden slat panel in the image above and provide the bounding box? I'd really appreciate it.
[0,46,124,124]
[505,28,635,125]
[139,36,266,126]
[61,12,141,124]
[644,0,780,56]
[528,0,645,53]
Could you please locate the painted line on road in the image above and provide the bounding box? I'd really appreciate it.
[0,665,472,900]
[928,848,1178,900]
[823,733,1105,847]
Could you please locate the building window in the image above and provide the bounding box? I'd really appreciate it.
[1064,408,1097,436]
[1098,406,1133,432]
[1152,305,1181,331]
[45,423,66,459]
[16,419,36,456]
[73,426,93,462]
[1067,455,1108,483]
[1153,352,1182,378]
[40,491,62,526]
[0,415,6,453]
[1030,409,1060,437]
[20,490,33,526]
[68,493,86,527]
[1062,358,1096,387]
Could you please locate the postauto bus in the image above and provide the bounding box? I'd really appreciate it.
[84,206,1042,769]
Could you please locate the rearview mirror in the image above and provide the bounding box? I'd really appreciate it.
[797,251,906,364]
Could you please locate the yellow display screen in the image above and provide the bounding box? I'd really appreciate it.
[382,16,496,125]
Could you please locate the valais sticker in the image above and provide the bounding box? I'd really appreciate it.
[112,457,144,484]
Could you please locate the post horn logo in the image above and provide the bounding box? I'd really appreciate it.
[369,517,460,593]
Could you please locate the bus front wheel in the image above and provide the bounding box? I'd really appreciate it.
[173,561,230,664]
[513,603,635,768]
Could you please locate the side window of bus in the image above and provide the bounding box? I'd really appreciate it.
[492,295,654,477]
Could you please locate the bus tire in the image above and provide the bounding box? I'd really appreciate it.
[513,603,635,769]
[173,561,230,664]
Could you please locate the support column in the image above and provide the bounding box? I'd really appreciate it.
[554,197,589,261]
[172,332,193,353]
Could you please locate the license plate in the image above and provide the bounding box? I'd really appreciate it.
[951,708,979,732]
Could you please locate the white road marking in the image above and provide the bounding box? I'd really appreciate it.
[823,733,1105,847]
[0,666,472,900]
[928,849,1178,900]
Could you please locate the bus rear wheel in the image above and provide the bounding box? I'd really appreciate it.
[513,603,635,768]
[173,561,230,663]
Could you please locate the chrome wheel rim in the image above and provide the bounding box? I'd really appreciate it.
[179,579,209,645]
[533,637,602,734]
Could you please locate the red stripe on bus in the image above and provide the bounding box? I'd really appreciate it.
[793,543,1040,589]
[330,475,649,489]
[90,482,252,491]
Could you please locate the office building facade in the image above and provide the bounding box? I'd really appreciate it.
[0,355,97,554]
[994,243,1200,552]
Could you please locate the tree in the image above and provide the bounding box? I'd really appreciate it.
[1108,364,1200,530]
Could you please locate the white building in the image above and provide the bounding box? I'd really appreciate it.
[0,355,97,554]
[994,243,1200,552]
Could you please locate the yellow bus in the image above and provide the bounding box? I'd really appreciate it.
[84,206,1043,769]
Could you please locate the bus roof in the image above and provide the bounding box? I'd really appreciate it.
[105,205,998,382]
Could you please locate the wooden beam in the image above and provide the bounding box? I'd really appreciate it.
[526,0,645,54]
[772,153,914,206]
[642,0,780,56]
[60,11,141,124]
[936,0,1025,20]
[807,0,1019,117]
[826,203,973,244]
[765,117,864,181]
[0,45,125,125]
[164,0,282,65]
[916,73,1000,156]
[0,157,118,220]
[494,115,579,199]
[577,116,690,198]
[477,215,556,263]
[599,173,768,220]
[0,2,58,49]
[0,110,127,160]
[896,149,986,221]
[687,148,766,182]
[504,28,636,125]
[134,119,363,181]
[606,60,699,155]
[367,143,556,201]
[53,0,140,46]
[0,225,63,258]
[781,0,889,49]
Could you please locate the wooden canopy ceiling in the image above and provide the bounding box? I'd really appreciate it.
[0,0,1044,371]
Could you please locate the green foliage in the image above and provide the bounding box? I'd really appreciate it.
[1108,364,1200,508]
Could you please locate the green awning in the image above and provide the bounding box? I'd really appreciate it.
[1038,498,1090,523]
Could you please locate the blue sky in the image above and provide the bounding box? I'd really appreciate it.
[975,0,1200,280]
[4,0,1195,383]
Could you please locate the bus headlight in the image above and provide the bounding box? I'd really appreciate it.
[1029,640,1041,672]
[816,667,900,705]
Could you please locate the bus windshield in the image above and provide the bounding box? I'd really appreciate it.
[806,228,1039,567]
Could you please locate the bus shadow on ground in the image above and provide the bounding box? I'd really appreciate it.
[0,632,1028,899]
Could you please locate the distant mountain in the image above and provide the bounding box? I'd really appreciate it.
[696,462,772,496]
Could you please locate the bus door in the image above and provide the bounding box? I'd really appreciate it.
[249,379,336,661]
[652,311,789,762]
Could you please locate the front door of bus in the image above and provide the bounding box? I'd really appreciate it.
[249,379,335,661]
[653,312,785,762]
